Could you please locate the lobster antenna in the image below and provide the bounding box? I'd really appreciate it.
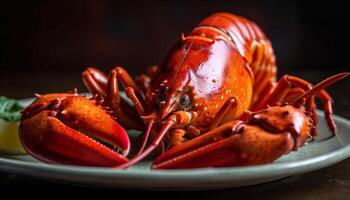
[116,120,175,169]
[135,117,156,156]
[290,72,349,106]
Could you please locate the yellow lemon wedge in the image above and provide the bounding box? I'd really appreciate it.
[0,120,26,155]
[0,96,26,155]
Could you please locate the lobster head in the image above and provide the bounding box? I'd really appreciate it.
[146,27,252,136]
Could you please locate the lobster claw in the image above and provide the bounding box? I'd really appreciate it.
[19,93,130,166]
[153,105,310,169]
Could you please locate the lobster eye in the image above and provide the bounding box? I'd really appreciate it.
[180,95,190,107]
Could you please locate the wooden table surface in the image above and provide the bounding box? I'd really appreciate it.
[1,68,349,199]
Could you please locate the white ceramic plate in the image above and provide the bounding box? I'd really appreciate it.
[1,98,350,190]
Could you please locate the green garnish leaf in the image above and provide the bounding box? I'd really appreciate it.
[0,96,24,122]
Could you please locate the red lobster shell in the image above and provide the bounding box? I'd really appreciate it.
[19,12,349,169]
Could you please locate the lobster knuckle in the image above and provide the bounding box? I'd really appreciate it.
[249,105,312,150]
[21,93,76,119]
[251,105,310,136]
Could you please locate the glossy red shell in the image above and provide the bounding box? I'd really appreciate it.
[146,13,276,130]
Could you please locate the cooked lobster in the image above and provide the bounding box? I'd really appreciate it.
[19,12,348,168]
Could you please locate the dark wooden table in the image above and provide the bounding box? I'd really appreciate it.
[1,68,349,199]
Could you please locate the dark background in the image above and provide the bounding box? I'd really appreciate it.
[1,1,350,197]
[1,0,349,99]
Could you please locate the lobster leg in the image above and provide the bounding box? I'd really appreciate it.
[82,67,135,113]
[125,87,145,116]
[252,75,292,111]
[82,68,108,98]
[135,65,159,97]
[317,91,333,134]
[287,73,350,133]
[135,116,156,156]
[283,87,306,102]
[250,80,275,110]
[306,96,318,137]
[209,97,238,130]
[107,67,146,118]
[82,67,143,130]
[287,75,336,133]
